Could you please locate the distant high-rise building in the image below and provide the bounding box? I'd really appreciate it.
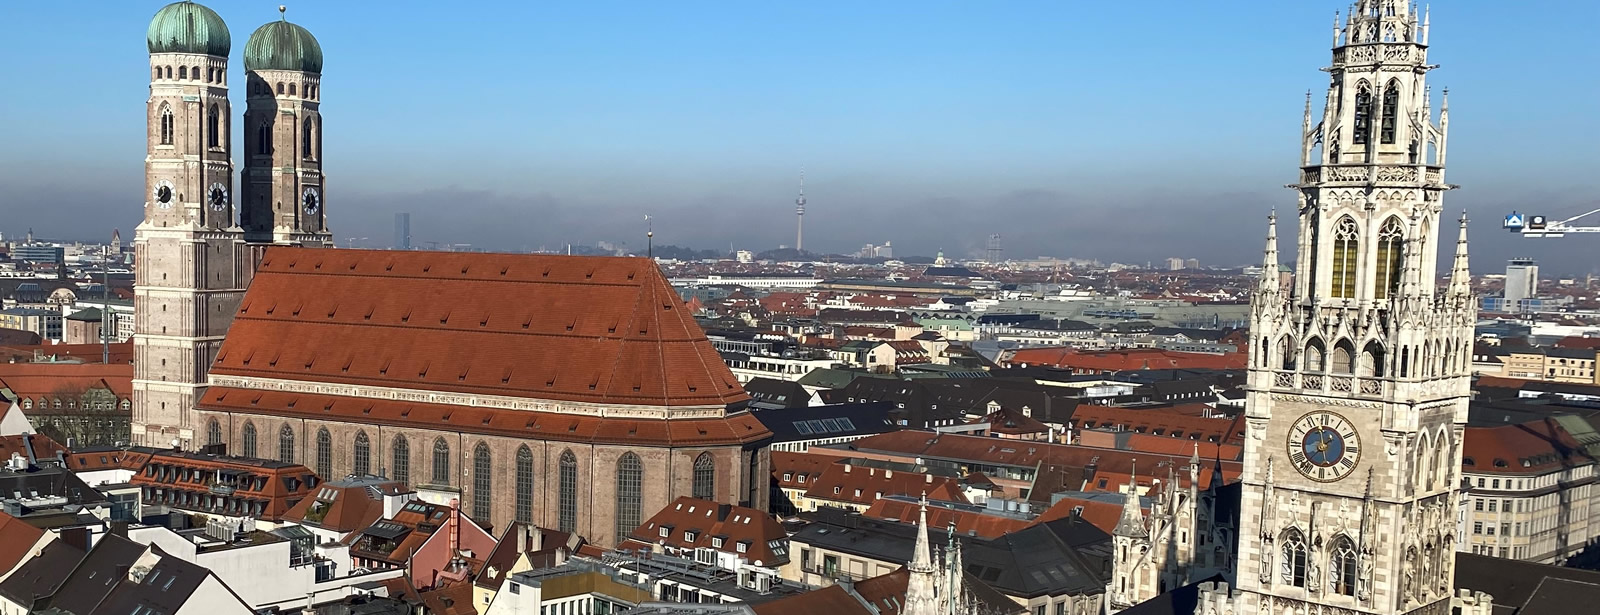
[1166,257,1185,271]
[1185,258,1200,270]
[1505,258,1538,312]
[395,212,411,250]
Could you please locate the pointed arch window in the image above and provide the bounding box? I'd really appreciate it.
[432,438,451,486]
[1331,537,1358,595]
[278,424,295,463]
[1330,218,1358,299]
[1374,217,1405,300]
[1353,83,1373,145]
[159,104,174,146]
[1281,529,1308,587]
[473,443,492,522]
[353,431,371,476]
[392,435,410,485]
[515,446,534,524]
[616,452,643,541]
[1381,81,1400,144]
[206,418,222,448]
[315,428,332,478]
[302,119,316,160]
[559,450,578,533]
[207,105,220,149]
[693,453,715,500]
[257,122,272,156]
[242,422,258,458]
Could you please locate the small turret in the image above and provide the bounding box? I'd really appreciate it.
[1447,211,1471,299]
[1257,211,1280,295]
[1115,468,1148,539]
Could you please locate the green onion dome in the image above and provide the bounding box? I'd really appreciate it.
[147,1,231,57]
[244,16,323,73]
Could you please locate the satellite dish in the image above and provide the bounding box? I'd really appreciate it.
[170,438,181,449]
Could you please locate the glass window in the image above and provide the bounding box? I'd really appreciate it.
[616,453,643,541]
[315,428,332,477]
[693,453,715,500]
[473,443,492,522]
[392,435,410,486]
[433,438,451,486]
[1330,218,1359,299]
[516,445,534,524]
[560,450,578,533]
[278,424,295,463]
[1281,529,1307,587]
[1373,217,1405,300]
[353,431,371,476]
[242,422,257,458]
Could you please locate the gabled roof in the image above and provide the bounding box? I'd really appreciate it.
[750,584,872,615]
[752,403,897,444]
[0,539,83,609]
[284,477,403,532]
[861,498,1030,540]
[0,363,133,401]
[629,496,789,565]
[801,463,967,508]
[210,248,747,408]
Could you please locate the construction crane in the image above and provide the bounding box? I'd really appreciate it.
[1503,208,1600,238]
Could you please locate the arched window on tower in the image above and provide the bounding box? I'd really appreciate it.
[1374,217,1405,300]
[353,431,371,476]
[315,428,332,478]
[1353,83,1373,146]
[432,438,451,486]
[154,67,161,81]
[1281,529,1308,587]
[276,82,284,95]
[191,66,199,80]
[164,66,172,79]
[559,450,578,533]
[392,435,410,486]
[289,83,297,96]
[1305,338,1326,373]
[303,120,316,161]
[179,66,187,80]
[278,424,295,463]
[1331,218,1359,299]
[693,453,715,500]
[1331,537,1358,595]
[473,442,492,522]
[515,446,534,524]
[159,104,174,146]
[257,122,272,156]
[242,421,258,458]
[1381,81,1400,144]
[207,105,220,149]
[1332,340,1355,374]
[616,452,643,542]
[1360,341,1386,378]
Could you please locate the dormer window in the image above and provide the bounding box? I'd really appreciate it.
[736,542,748,554]
[659,526,671,538]
[684,531,697,542]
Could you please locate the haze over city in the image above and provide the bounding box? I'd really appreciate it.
[2,0,1596,271]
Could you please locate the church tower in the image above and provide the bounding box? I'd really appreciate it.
[134,1,252,447]
[1234,2,1474,614]
[241,7,332,246]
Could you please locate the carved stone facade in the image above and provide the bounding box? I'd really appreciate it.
[134,36,254,447]
[241,68,332,246]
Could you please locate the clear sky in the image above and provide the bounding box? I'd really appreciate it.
[3,1,1597,272]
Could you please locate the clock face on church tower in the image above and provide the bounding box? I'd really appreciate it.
[302,187,321,215]
[1287,410,1361,482]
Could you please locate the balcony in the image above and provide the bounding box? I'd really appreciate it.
[208,482,236,496]
[1269,371,1386,398]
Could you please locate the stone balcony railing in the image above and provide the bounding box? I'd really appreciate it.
[1271,371,1386,398]
[1299,165,1444,186]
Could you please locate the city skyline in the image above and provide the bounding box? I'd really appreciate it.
[2,0,1596,271]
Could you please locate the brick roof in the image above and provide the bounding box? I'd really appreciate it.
[210,248,747,409]
[0,510,45,574]
[283,478,405,533]
[627,496,789,565]
[801,462,967,508]
[0,363,132,402]
[771,451,838,492]
[0,342,134,365]
[751,584,873,615]
[129,449,319,521]
[1462,419,1596,476]
[1003,347,1246,372]
[861,498,1030,539]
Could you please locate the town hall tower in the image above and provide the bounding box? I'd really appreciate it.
[1234,2,1476,614]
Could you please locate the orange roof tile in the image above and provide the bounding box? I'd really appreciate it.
[210,248,747,408]
[0,342,134,365]
[0,510,45,573]
[1462,419,1595,476]
[628,496,788,565]
[0,363,132,403]
[1004,347,1246,372]
[802,463,967,507]
[861,499,1030,539]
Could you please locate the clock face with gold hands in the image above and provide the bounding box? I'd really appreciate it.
[1287,411,1360,482]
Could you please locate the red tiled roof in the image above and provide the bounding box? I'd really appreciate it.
[861,499,1029,539]
[628,496,788,565]
[1462,419,1595,476]
[201,388,771,447]
[0,434,68,462]
[771,451,837,492]
[973,407,1049,436]
[802,463,967,507]
[66,449,153,472]
[0,342,134,365]
[0,511,45,573]
[752,584,873,615]
[1034,495,1145,534]
[209,248,747,408]
[1070,405,1243,444]
[283,479,404,533]
[129,451,319,521]
[0,363,133,402]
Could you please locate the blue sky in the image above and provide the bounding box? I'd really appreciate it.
[2,1,1597,271]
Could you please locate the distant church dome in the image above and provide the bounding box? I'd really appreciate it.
[147,1,231,57]
[244,14,323,73]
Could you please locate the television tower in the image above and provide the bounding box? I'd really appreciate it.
[794,170,806,253]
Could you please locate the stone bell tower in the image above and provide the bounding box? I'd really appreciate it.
[134,0,252,447]
[242,6,332,247]
[1232,1,1476,614]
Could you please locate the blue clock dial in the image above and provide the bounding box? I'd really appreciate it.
[1286,411,1361,482]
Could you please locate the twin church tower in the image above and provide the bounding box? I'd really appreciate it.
[135,1,331,446]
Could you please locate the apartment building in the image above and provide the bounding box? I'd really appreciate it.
[1459,417,1600,564]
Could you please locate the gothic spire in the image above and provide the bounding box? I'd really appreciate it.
[1114,465,1148,538]
[1257,211,1280,294]
[1448,211,1471,298]
[905,493,940,615]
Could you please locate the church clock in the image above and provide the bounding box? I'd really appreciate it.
[302,187,321,215]
[1286,410,1360,483]
[153,180,175,209]
[208,183,229,211]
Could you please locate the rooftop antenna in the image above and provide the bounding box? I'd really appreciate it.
[102,230,113,364]
[645,215,654,259]
[795,169,806,254]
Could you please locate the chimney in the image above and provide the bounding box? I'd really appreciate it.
[717,504,732,522]
[516,525,527,554]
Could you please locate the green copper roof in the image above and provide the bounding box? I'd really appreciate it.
[244,18,323,73]
[147,1,230,57]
